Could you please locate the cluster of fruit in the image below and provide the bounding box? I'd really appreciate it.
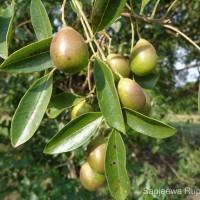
[50,26,157,190]
[50,27,157,116]
[79,137,107,191]
[106,38,157,115]
[70,100,107,191]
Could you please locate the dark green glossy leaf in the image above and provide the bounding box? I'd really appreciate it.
[47,93,84,118]
[94,57,125,133]
[0,0,15,59]
[44,113,102,154]
[134,73,159,89]
[11,73,53,147]
[0,37,53,73]
[124,108,176,139]
[31,0,52,40]
[105,129,130,200]
[92,0,127,33]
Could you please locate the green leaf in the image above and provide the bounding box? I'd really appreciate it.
[94,57,125,134]
[105,129,130,200]
[134,73,159,89]
[124,108,176,139]
[11,73,53,147]
[0,37,53,73]
[92,0,127,33]
[47,93,84,118]
[0,0,15,59]
[44,113,102,154]
[31,0,52,40]
[140,0,151,14]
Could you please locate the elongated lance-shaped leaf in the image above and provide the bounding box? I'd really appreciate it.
[0,37,53,73]
[11,72,53,147]
[0,0,15,59]
[124,108,176,139]
[105,129,130,200]
[47,92,84,118]
[31,0,52,40]
[92,0,127,33]
[94,57,125,134]
[44,113,103,154]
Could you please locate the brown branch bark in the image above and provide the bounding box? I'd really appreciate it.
[121,12,200,51]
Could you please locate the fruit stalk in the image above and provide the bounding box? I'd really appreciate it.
[60,0,67,27]
[72,0,106,60]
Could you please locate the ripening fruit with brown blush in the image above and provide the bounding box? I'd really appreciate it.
[130,39,157,76]
[71,101,93,119]
[117,78,146,111]
[80,162,105,191]
[87,137,107,173]
[107,54,130,82]
[50,27,89,73]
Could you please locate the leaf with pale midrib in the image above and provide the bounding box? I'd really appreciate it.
[11,72,53,147]
[0,37,53,73]
[105,129,130,200]
[124,108,176,139]
[31,0,52,40]
[44,113,103,154]
[94,57,125,134]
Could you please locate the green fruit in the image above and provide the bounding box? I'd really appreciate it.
[87,137,107,173]
[117,78,146,111]
[80,162,105,191]
[71,101,93,119]
[50,27,89,73]
[130,39,157,76]
[139,93,151,116]
[107,54,130,82]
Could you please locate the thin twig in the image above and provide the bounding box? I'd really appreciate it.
[151,0,160,19]
[16,19,31,28]
[121,13,170,25]
[71,0,96,54]
[129,0,135,52]
[136,20,141,39]
[103,30,112,55]
[160,156,189,184]
[60,0,67,27]
[80,17,96,55]
[72,0,106,60]
[161,0,178,20]
[163,24,200,51]
[87,60,92,91]
[121,13,200,51]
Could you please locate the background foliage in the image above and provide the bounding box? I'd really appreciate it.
[0,0,199,199]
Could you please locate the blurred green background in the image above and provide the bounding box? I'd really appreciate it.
[0,0,200,199]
